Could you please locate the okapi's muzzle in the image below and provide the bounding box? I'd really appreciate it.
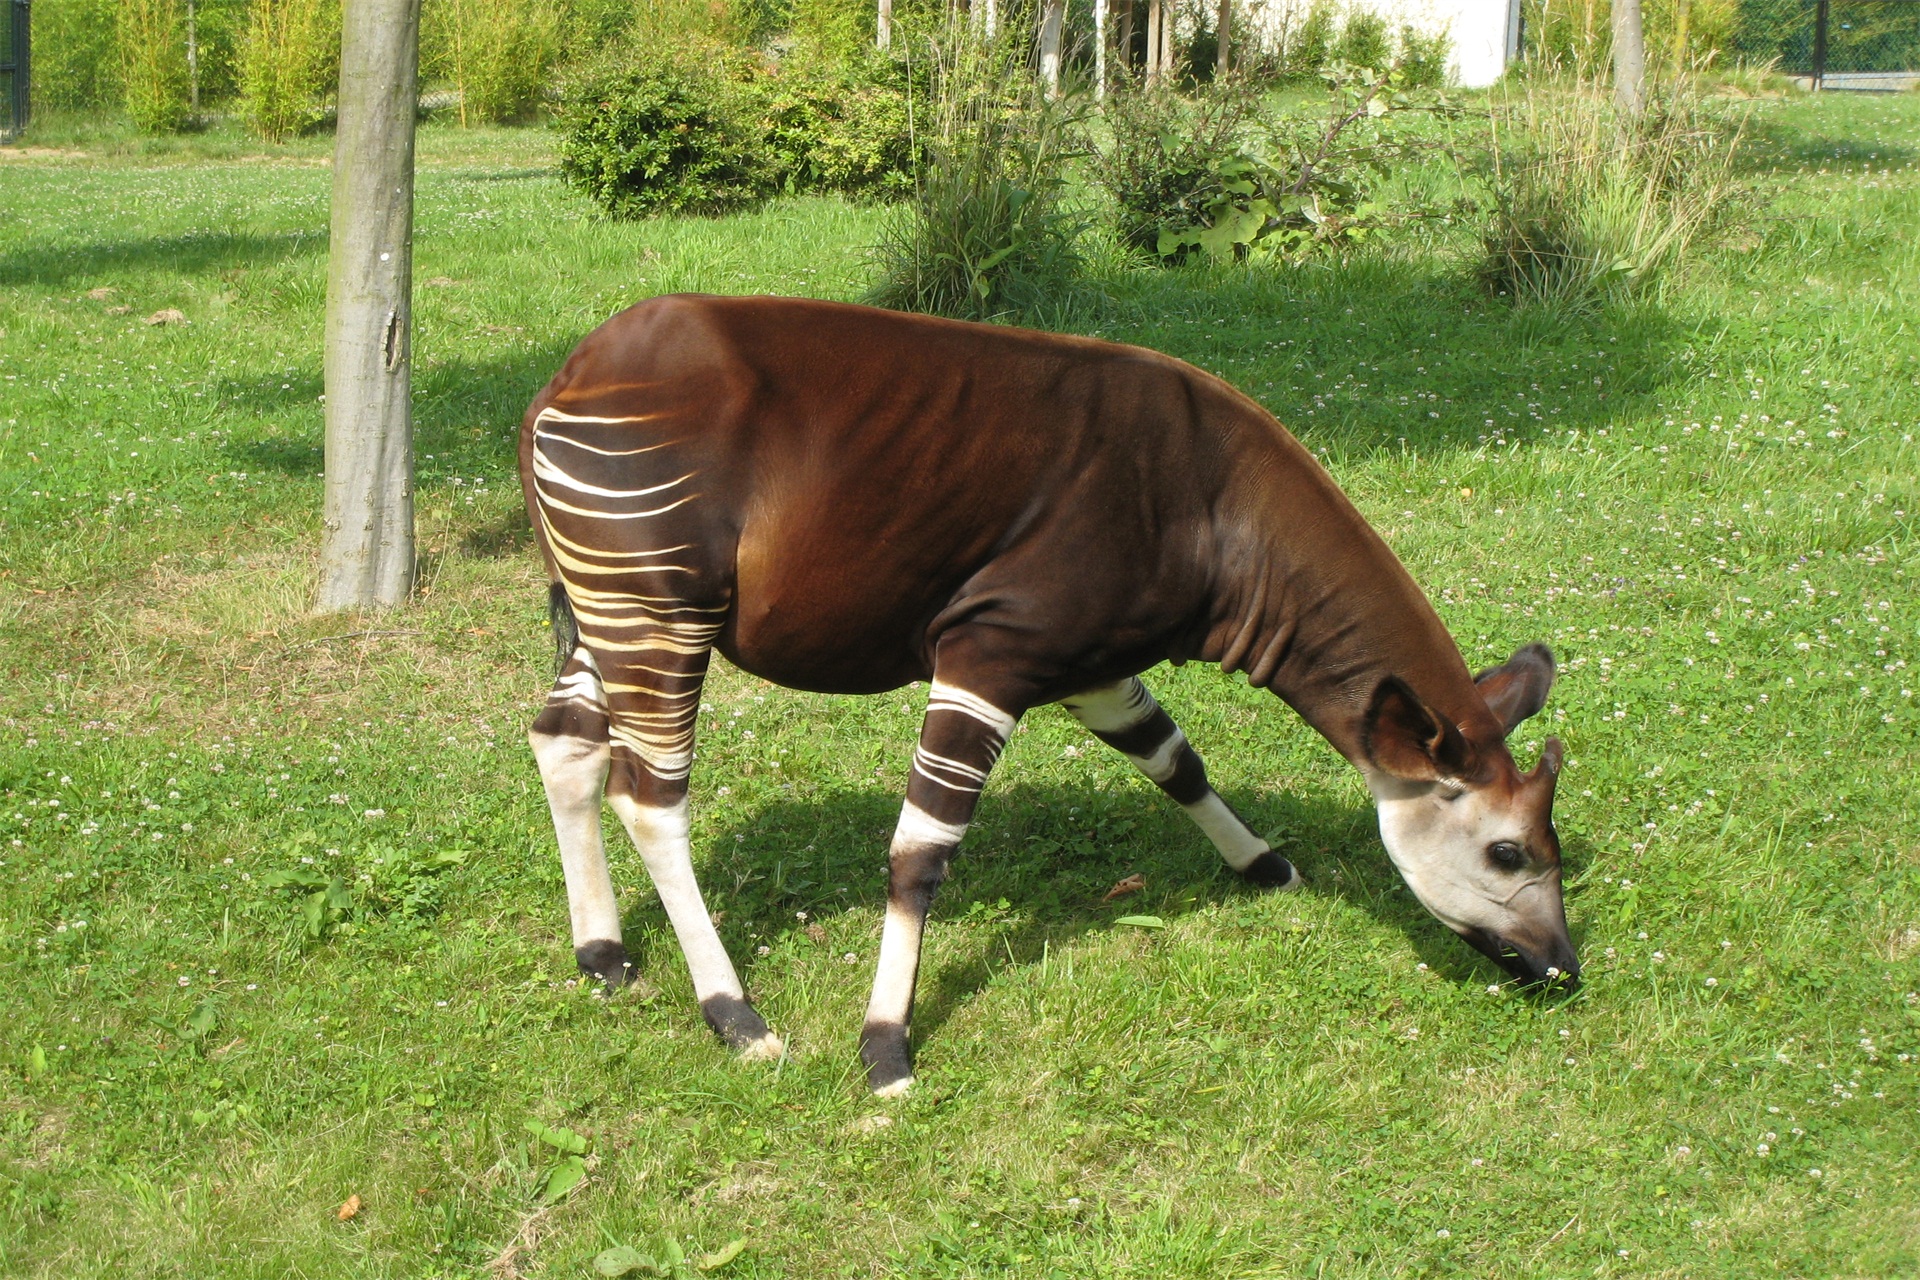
[1458,915,1580,991]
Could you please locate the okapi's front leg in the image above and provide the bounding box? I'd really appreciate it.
[861,682,1020,1096]
[528,648,628,983]
[1059,677,1300,889]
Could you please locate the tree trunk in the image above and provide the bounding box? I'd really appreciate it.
[1094,0,1107,97]
[1216,0,1229,78]
[1611,0,1645,115]
[317,0,421,613]
[1038,0,1065,96]
[1145,0,1161,83]
[878,0,892,50]
[1119,0,1134,80]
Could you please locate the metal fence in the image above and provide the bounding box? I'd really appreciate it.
[1731,0,1920,90]
[1,0,28,141]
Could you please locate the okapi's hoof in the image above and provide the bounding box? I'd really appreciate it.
[701,994,784,1061]
[860,1022,913,1097]
[575,940,635,986]
[1240,851,1302,891]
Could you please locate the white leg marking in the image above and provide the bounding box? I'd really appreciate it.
[529,727,622,951]
[894,800,969,849]
[1057,678,1155,734]
[607,795,746,1001]
[927,682,1018,737]
[1184,792,1273,872]
[864,899,927,1036]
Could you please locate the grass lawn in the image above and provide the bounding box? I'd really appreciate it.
[1,90,1916,1278]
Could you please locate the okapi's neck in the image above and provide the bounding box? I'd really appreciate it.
[1198,422,1506,769]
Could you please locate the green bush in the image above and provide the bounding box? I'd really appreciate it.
[1335,9,1391,71]
[762,54,926,200]
[866,36,1085,322]
[1398,23,1449,88]
[558,44,778,217]
[1085,80,1260,257]
[237,0,337,142]
[1283,3,1337,81]
[1477,80,1744,305]
[118,0,192,131]
[1091,68,1441,264]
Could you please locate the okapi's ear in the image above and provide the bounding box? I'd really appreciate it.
[1362,676,1477,783]
[1474,642,1557,736]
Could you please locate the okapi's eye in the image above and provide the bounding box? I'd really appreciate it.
[1487,841,1527,872]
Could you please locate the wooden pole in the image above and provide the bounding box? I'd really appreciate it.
[1146,0,1161,83]
[1217,0,1229,78]
[879,0,892,50]
[1039,0,1065,96]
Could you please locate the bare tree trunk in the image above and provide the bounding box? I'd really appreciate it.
[1039,0,1065,96]
[1145,0,1161,83]
[1094,0,1107,96]
[1612,0,1645,115]
[318,0,421,613]
[879,0,892,50]
[186,0,199,111]
[1119,0,1134,79]
[1159,0,1175,81]
[1216,0,1229,78]
[985,0,997,39]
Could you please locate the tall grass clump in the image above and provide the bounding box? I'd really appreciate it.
[866,32,1084,322]
[238,0,338,142]
[426,0,560,125]
[1478,78,1743,306]
[117,0,192,131]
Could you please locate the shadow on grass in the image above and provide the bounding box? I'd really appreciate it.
[0,229,326,291]
[627,765,1583,1049]
[1736,119,1917,174]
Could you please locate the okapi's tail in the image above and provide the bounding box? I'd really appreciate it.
[548,582,579,675]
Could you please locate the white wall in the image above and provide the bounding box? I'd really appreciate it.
[1248,0,1522,89]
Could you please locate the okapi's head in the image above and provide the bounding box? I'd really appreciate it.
[1361,643,1576,989]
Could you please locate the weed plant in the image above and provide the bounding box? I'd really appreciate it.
[866,31,1086,321]
[237,0,338,142]
[423,0,559,126]
[1477,76,1745,307]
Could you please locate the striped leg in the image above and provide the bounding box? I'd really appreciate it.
[597,634,782,1062]
[529,647,628,983]
[1059,677,1300,890]
[861,682,1018,1096]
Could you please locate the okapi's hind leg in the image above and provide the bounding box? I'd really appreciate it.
[528,647,629,984]
[1059,677,1300,890]
[598,648,783,1062]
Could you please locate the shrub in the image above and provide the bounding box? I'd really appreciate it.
[1477,79,1744,305]
[1335,9,1391,71]
[237,0,337,142]
[1091,67,1438,264]
[558,43,777,218]
[427,0,559,125]
[1283,2,1337,82]
[1398,23,1449,88]
[1086,79,1260,257]
[118,0,192,131]
[866,35,1084,322]
[763,54,926,200]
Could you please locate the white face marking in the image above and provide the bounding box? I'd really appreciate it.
[1368,775,1549,941]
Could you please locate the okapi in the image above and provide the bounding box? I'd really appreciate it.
[521,294,1575,1096]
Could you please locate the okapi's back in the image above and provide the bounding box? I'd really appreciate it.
[524,295,1256,695]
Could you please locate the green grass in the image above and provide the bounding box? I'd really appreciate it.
[0,91,1916,1277]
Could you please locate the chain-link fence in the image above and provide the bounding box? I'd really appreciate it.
[2,0,30,140]
[1731,0,1920,90]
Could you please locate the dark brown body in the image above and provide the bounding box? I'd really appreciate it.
[522,294,1491,760]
